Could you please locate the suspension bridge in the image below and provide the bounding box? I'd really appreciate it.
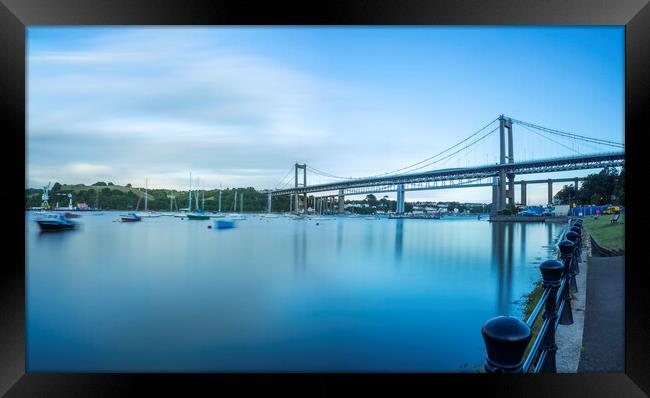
[266,115,624,215]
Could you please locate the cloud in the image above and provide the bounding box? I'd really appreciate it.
[26,27,622,205]
[27,29,352,190]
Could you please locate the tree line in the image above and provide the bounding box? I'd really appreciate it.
[25,182,295,212]
[553,166,624,206]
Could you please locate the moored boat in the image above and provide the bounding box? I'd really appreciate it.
[215,219,236,229]
[64,212,81,218]
[137,211,161,218]
[121,212,142,222]
[36,213,78,231]
[186,210,210,220]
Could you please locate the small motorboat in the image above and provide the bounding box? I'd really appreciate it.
[64,212,81,218]
[36,213,78,231]
[121,213,142,222]
[227,213,247,220]
[137,211,161,218]
[215,219,236,229]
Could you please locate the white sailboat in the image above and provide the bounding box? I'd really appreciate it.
[227,190,246,220]
[138,178,161,217]
[186,174,209,220]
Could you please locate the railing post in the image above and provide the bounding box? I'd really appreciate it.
[538,260,563,373]
[558,240,575,325]
[481,316,532,373]
[565,231,580,293]
[570,226,582,252]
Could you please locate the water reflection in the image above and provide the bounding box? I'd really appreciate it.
[336,220,343,254]
[491,223,514,316]
[394,219,404,264]
[293,221,307,273]
[520,223,527,259]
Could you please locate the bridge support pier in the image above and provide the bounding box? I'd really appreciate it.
[498,115,514,211]
[574,178,579,192]
[267,192,272,213]
[548,179,553,205]
[396,184,405,214]
[521,182,527,207]
[491,176,499,215]
[338,190,345,214]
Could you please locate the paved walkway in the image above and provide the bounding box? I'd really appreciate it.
[555,247,588,372]
[578,255,625,372]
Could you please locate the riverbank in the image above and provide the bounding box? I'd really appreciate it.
[489,215,569,223]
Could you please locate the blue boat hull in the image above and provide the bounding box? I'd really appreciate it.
[215,220,235,229]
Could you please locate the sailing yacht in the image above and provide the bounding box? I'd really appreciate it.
[186,174,210,220]
[137,178,160,217]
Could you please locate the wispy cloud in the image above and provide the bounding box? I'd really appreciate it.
[26,27,623,204]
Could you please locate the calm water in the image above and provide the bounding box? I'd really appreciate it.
[26,212,563,371]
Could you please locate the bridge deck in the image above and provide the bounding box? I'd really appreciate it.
[272,152,624,196]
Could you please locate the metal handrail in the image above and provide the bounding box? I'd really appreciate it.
[481,218,581,373]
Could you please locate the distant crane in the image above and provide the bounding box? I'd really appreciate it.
[41,182,51,209]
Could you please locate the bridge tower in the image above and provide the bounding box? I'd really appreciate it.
[338,189,345,214]
[495,115,514,213]
[396,183,405,214]
[294,163,307,213]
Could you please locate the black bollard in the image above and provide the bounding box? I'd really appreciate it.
[565,231,580,293]
[481,316,532,373]
[538,260,563,373]
[558,240,575,325]
[565,230,581,276]
[570,225,582,263]
[570,225,582,245]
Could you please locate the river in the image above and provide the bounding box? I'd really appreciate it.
[26,212,563,371]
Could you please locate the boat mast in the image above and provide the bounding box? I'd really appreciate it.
[144,178,148,211]
[240,193,243,213]
[189,171,192,211]
[218,190,222,212]
[233,191,237,212]
[195,177,200,210]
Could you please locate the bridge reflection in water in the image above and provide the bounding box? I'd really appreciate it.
[28,213,565,371]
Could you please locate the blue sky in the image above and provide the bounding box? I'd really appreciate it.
[27,27,624,204]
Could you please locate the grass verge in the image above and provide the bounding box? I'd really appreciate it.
[580,215,624,251]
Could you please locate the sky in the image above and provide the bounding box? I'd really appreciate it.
[27,26,624,205]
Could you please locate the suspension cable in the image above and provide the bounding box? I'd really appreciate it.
[518,124,583,155]
[509,117,624,148]
[306,117,500,180]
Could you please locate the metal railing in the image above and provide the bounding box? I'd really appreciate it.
[481,218,583,373]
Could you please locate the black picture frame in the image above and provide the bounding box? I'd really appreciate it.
[2,0,648,396]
